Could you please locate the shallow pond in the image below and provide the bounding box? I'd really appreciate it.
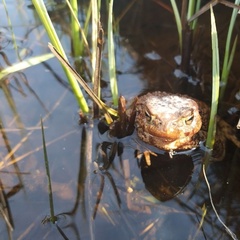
[0,1,240,239]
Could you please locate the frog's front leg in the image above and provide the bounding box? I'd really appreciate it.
[109,96,137,138]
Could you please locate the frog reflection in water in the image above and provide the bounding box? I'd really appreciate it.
[122,91,240,160]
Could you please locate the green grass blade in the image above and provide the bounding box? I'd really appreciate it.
[0,53,54,80]
[170,0,182,49]
[227,35,238,73]
[192,0,201,30]
[206,5,220,150]
[91,0,99,83]
[67,0,91,58]
[69,0,81,57]
[32,0,89,113]
[108,0,118,106]
[220,0,240,99]
[187,0,195,29]
[83,2,92,42]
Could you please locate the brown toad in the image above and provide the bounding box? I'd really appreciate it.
[134,91,240,159]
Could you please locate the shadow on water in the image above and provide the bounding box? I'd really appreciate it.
[0,0,240,239]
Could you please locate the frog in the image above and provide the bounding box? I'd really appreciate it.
[130,91,240,160]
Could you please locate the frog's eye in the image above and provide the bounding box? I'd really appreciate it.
[145,111,152,122]
[185,115,194,125]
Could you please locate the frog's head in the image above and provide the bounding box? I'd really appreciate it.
[135,92,202,145]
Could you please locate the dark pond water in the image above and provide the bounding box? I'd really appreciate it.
[0,1,240,239]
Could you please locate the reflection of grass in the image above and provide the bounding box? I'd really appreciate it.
[2,0,20,61]
[0,91,76,171]
[0,51,53,131]
[0,178,14,236]
[41,118,57,223]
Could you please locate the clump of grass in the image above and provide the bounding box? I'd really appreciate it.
[187,0,201,30]
[32,0,89,113]
[202,7,238,240]
[169,0,201,72]
[48,43,118,124]
[170,0,239,79]
[33,0,119,113]
[169,0,182,50]
[90,0,119,106]
[169,0,201,52]
[220,0,240,99]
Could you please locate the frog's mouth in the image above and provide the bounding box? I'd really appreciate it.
[138,129,196,151]
[145,121,201,140]
[146,128,192,141]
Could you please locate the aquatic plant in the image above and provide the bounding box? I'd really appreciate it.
[170,0,239,88]
[108,0,118,106]
[32,0,89,113]
[202,7,238,240]
[32,0,119,112]
[220,0,240,99]
[0,54,54,80]
[206,5,219,151]
[48,43,118,124]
